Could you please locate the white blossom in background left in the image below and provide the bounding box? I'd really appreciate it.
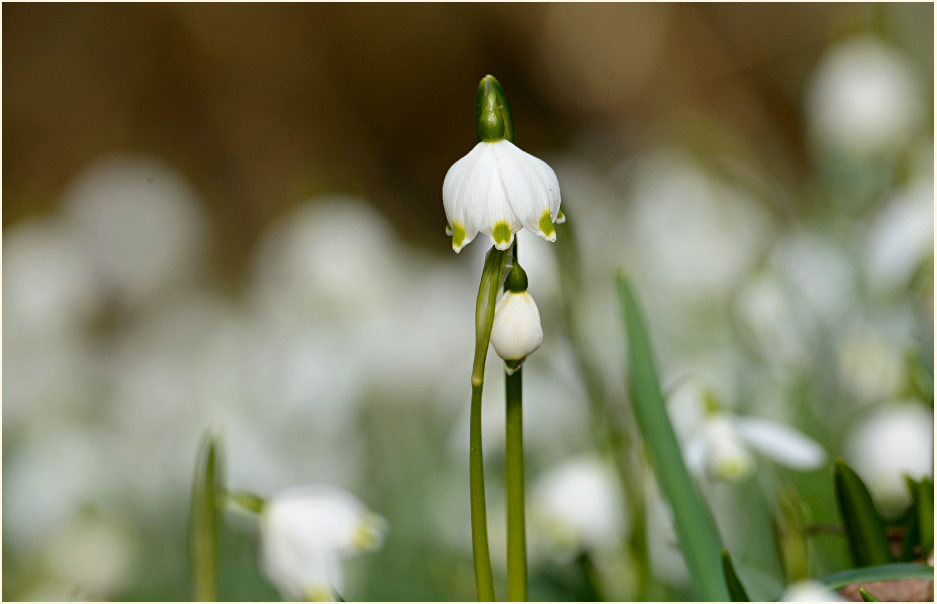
[260,486,387,601]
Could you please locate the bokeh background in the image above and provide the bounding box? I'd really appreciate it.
[3,3,934,601]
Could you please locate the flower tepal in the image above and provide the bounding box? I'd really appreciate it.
[259,485,387,601]
[443,75,561,252]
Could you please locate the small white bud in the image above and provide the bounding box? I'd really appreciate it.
[489,290,543,373]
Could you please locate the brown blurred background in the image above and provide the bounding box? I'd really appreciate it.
[5,3,931,284]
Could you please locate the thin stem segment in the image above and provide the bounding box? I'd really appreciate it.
[470,246,509,602]
[505,365,527,601]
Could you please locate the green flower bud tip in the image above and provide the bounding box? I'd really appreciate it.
[505,262,528,293]
[475,74,515,143]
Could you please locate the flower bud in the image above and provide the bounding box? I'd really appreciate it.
[476,74,514,143]
[489,283,543,374]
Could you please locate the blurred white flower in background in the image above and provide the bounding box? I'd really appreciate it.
[529,456,625,558]
[837,322,907,405]
[3,217,102,340]
[60,156,209,307]
[845,401,934,516]
[863,176,934,296]
[668,379,827,482]
[735,271,815,374]
[622,150,771,303]
[780,580,845,602]
[43,511,139,599]
[249,197,402,324]
[807,36,923,155]
[260,486,387,601]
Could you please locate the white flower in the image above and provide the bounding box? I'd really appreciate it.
[781,580,845,602]
[489,289,544,373]
[442,139,561,252]
[260,486,387,601]
[806,36,922,155]
[669,380,827,483]
[530,456,625,557]
[845,402,934,516]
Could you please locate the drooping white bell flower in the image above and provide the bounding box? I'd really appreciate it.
[489,264,544,374]
[259,486,387,601]
[529,456,625,557]
[442,75,561,252]
[845,402,934,516]
[669,380,827,483]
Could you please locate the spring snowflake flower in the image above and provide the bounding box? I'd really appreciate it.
[442,75,562,252]
[489,264,543,373]
[259,486,387,601]
[845,402,934,516]
[669,380,827,482]
[530,456,624,557]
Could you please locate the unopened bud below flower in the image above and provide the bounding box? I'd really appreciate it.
[490,280,543,374]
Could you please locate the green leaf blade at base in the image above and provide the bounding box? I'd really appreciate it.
[721,550,751,602]
[617,272,728,601]
[834,459,893,566]
[818,562,934,590]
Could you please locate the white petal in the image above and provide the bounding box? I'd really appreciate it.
[736,417,827,470]
[442,144,488,252]
[489,291,543,361]
[482,148,522,249]
[259,485,385,600]
[682,433,707,477]
[703,415,755,482]
[497,141,561,241]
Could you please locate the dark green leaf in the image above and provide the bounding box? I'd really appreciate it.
[819,563,934,590]
[858,587,881,602]
[834,459,892,566]
[617,273,728,601]
[721,550,750,602]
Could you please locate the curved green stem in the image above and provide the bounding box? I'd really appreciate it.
[506,365,527,601]
[469,246,509,601]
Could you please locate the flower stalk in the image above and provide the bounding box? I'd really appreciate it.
[505,245,527,601]
[470,246,510,601]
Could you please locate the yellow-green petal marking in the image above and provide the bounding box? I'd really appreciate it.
[452,222,466,249]
[493,221,511,246]
[538,210,555,238]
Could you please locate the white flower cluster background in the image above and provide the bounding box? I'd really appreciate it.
[3,4,933,601]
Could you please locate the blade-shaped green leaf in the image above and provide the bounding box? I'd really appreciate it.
[918,477,934,556]
[834,459,892,566]
[617,272,728,601]
[819,563,934,590]
[189,431,224,601]
[858,587,881,602]
[721,550,750,602]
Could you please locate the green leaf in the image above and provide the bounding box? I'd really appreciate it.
[858,587,881,602]
[226,491,266,514]
[189,430,224,601]
[617,272,728,601]
[918,477,934,556]
[721,550,750,602]
[834,459,893,566]
[818,563,934,590]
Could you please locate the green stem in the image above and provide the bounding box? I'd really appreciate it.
[470,246,509,602]
[506,365,527,601]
